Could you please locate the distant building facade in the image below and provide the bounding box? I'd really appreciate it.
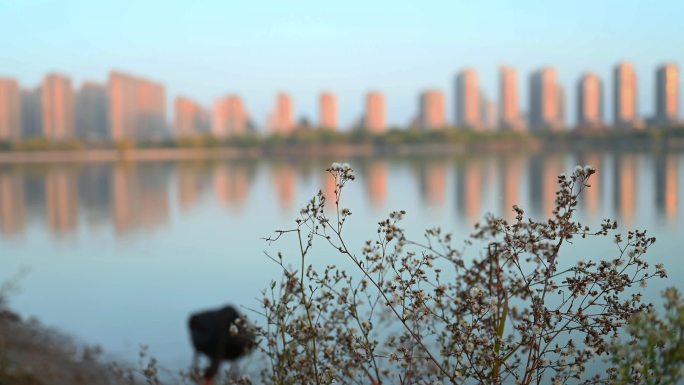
[455,68,480,129]
[76,82,109,139]
[42,73,75,141]
[529,67,564,131]
[319,91,337,129]
[480,95,498,131]
[499,66,524,131]
[656,63,679,126]
[576,73,604,130]
[21,88,42,138]
[213,95,247,138]
[365,91,386,133]
[109,71,166,142]
[0,77,21,141]
[268,93,294,134]
[418,89,445,130]
[174,96,208,137]
[613,61,641,129]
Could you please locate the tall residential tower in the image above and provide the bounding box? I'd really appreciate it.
[418,89,445,130]
[576,73,604,130]
[529,67,564,131]
[656,63,679,126]
[499,66,524,131]
[0,77,21,141]
[42,73,75,141]
[365,91,386,133]
[319,92,338,129]
[455,68,480,129]
[613,62,640,128]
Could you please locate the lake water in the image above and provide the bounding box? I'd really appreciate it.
[1,149,682,373]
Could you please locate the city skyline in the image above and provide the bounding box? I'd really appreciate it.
[1,1,682,128]
[0,63,681,141]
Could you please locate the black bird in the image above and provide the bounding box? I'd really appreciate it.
[188,305,254,385]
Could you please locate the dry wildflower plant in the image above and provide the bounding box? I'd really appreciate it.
[256,163,668,385]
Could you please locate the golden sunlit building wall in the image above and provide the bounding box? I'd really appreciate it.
[455,68,480,129]
[42,73,75,141]
[576,73,604,130]
[175,96,207,137]
[529,67,564,131]
[268,93,294,134]
[656,63,679,125]
[613,62,641,129]
[0,77,21,141]
[499,66,524,132]
[109,71,166,141]
[418,89,445,130]
[365,91,386,133]
[213,95,247,138]
[319,91,338,130]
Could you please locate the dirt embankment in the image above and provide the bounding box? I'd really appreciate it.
[0,309,126,385]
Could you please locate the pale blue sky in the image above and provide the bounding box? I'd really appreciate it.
[0,0,682,128]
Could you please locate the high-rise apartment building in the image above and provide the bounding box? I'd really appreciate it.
[319,91,337,129]
[109,71,166,141]
[213,95,247,138]
[529,67,564,131]
[76,82,109,139]
[21,88,42,138]
[175,96,208,137]
[613,61,640,128]
[0,77,21,141]
[576,73,604,130]
[365,91,386,133]
[656,63,679,126]
[455,68,480,129]
[268,93,294,134]
[480,95,498,131]
[42,73,75,141]
[499,66,524,131]
[418,89,445,130]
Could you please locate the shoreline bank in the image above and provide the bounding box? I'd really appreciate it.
[1,137,684,164]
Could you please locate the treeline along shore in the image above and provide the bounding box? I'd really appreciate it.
[1,127,684,164]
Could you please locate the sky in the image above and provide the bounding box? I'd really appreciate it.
[0,0,682,129]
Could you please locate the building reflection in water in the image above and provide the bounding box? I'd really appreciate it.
[575,152,603,217]
[213,161,254,208]
[613,153,638,225]
[113,164,171,235]
[655,153,678,221]
[177,162,209,212]
[45,167,78,236]
[0,168,26,235]
[77,164,112,225]
[364,160,388,208]
[498,155,524,220]
[0,152,680,239]
[269,162,297,210]
[528,154,567,217]
[321,168,337,207]
[419,160,447,207]
[543,155,567,217]
[457,158,484,223]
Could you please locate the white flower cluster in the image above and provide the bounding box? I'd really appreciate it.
[330,162,351,172]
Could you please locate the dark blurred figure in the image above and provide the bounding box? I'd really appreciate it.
[188,305,254,385]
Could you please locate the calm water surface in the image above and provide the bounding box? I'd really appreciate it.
[0,149,682,371]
